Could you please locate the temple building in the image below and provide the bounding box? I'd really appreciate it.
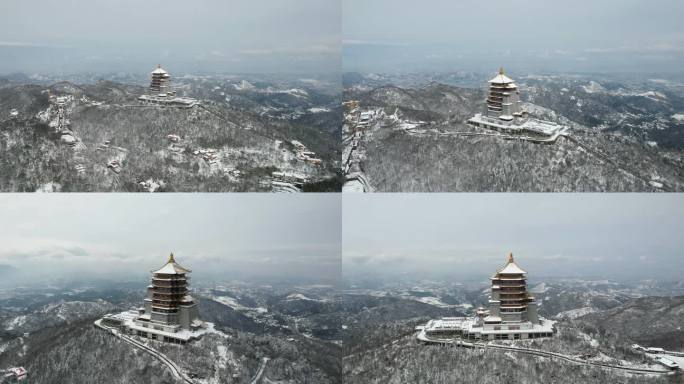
[482,252,539,328]
[418,253,555,342]
[148,64,174,97]
[0,367,27,383]
[485,68,524,121]
[467,68,565,142]
[99,253,209,344]
[138,65,198,107]
[139,252,199,330]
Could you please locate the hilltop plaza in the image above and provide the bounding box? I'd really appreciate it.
[467,68,565,142]
[419,253,555,342]
[100,253,209,344]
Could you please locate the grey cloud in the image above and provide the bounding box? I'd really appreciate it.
[0,194,340,284]
[343,0,684,73]
[343,194,684,281]
[0,0,341,74]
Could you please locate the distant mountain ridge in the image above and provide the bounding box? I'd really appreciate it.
[577,295,684,350]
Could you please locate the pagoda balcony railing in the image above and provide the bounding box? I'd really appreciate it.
[153,289,186,294]
[497,280,526,284]
[498,298,528,303]
[498,284,527,289]
[153,296,183,302]
[501,309,527,315]
[152,286,187,291]
[153,299,183,305]
[152,284,188,290]
[152,301,181,308]
[152,292,185,297]
[500,298,528,304]
[496,279,526,284]
[153,293,186,299]
[153,289,185,294]
[152,279,188,285]
[500,307,527,311]
[153,275,189,280]
[499,297,527,302]
[152,296,182,302]
[151,308,178,314]
[500,304,527,309]
[152,276,190,281]
[496,275,525,279]
[152,286,188,291]
[152,279,189,284]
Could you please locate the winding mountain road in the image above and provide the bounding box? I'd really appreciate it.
[418,331,675,375]
[94,319,195,383]
[249,357,270,384]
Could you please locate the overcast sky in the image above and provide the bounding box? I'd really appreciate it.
[0,194,340,285]
[343,0,684,73]
[343,194,684,281]
[0,0,340,75]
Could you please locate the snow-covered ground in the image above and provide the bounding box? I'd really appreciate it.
[645,352,684,369]
[4,315,27,330]
[212,296,268,313]
[285,293,326,302]
[308,107,331,113]
[555,306,598,320]
[415,297,452,308]
[577,330,599,348]
[582,81,606,94]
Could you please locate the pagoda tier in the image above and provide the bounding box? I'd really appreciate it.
[152,277,189,285]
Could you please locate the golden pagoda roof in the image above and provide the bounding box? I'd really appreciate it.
[489,67,515,84]
[152,252,191,275]
[151,64,169,75]
[494,252,527,275]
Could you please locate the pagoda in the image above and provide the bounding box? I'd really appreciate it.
[467,67,565,142]
[138,64,199,107]
[419,253,554,342]
[485,67,524,121]
[138,252,199,329]
[148,64,174,97]
[98,253,209,344]
[483,252,539,327]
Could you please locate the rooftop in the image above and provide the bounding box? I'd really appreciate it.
[467,114,563,138]
[489,68,515,84]
[496,253,527,275]
[152,253,192,275]
[151,64,168,75]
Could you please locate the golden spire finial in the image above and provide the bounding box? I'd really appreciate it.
[508,252,514,263]
[168,252,175,263]
[499,67,505,75]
